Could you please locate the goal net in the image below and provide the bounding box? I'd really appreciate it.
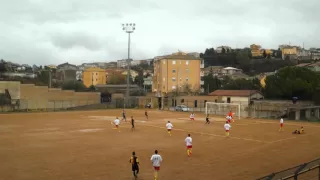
[205,102,241,120]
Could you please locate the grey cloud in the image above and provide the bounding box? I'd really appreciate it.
[50,32,104,51]
[0,0,159,24]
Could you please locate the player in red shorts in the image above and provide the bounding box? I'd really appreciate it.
[150,150,162,180]
[185,134,193,157]
[226,115,231,123]
[224,121,231,137]
[279,118,284,131]
[189,113,195,121]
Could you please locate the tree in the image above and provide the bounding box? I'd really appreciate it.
[61,80,87,92]
[263,50,267,58]
[108,75,126,84]
[0,62,6,77]
[203,73,221,94]
[182,83,192,95]
[37,70,49,84]
[222,77,261,90]
[236,51,251,72]
[134,71,144,87]
[264,66,320,100]
[221,48,226,54]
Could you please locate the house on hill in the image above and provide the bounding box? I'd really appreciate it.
[209,90,264,105]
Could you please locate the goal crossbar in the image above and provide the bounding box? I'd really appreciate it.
[205,102,241,120]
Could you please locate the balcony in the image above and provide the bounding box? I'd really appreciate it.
[200,64,204,68]
[200,80,204,85]
[200,71,204,77]
[200,88,204,93]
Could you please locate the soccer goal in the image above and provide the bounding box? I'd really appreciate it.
[205,102,241,120]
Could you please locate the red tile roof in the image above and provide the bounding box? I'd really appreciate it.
[209,90,261,97]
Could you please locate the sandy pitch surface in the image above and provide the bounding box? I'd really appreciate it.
[0,109,319,180]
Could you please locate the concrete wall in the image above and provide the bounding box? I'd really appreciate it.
[0,81,101,111]
[0,81,20,99]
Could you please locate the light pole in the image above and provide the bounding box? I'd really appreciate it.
[122,23,136,108]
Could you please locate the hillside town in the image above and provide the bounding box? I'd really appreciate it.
[1,44,320,97]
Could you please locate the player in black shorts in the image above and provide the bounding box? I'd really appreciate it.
[131,116,135,131]
[145,110,148,120]
[122,109,126,122]
[205,114,210,124]
[129,151,140,179]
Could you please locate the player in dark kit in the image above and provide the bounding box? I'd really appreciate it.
[131,116,135,131]
[129,151,140,179]
[145,110,148,120]
[205,114,210,124]
[122,109,126,122]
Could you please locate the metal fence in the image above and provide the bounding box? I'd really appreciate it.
[166,100,288,119]
[257,158,320,180]
[0,97,141,112]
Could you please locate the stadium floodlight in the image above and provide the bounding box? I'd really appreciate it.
[122,23,136,108]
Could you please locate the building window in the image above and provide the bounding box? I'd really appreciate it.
[186,78,189,81]
[172,85,176,89]
[172,60,176,65]
[163,77,165,81]
[96,73,98,75]
[194,100,198,108]
[186,68,189,72]
[163,61,166,64]
[186,61,189,65]
[172,69,176,73]
[172,77,176,81]
[96,78,98,81]
[227,97,231,103]
[181,99,184,103]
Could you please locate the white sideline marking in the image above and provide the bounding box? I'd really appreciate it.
[74,128,103,133]
[141,124,269,143]
[270,136,296,143]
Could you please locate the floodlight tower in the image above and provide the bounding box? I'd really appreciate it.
[122,23,136,107]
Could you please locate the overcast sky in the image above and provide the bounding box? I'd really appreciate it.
[0,0,319,65]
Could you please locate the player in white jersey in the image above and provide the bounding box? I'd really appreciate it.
[150,150,163,180]
[190,113,195,121]
[112,117,121,132]
[226,116,232,123]
[279,118,284,131]
[166,121,174,136]
[185,134,193,157]
[224,121,231,137]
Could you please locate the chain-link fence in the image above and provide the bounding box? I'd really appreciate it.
[257,158,320,180]
[0,97,143,112]
[165,100,295,119]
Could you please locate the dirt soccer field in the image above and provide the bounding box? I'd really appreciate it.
[0,109,319,180]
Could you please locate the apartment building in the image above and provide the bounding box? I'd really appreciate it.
[82,67,106,87]
[152,52,204,96]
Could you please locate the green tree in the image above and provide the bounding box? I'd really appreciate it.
[236,51,251,72]
[203,74,221,94]
[108,75,126,84]
[133,71,144,87]
[222,48,226,54]
[0,62,6,77]
[222,77,261,90]
[264,66,320,100]
[61,80,87,92]
[37,70,49,84]
[263,50,267,58]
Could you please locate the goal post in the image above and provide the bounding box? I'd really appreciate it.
[205,102,241,120]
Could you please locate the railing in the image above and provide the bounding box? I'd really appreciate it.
[257,158,320,180]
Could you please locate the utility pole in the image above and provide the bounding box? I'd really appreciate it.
[122,23,136,108]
